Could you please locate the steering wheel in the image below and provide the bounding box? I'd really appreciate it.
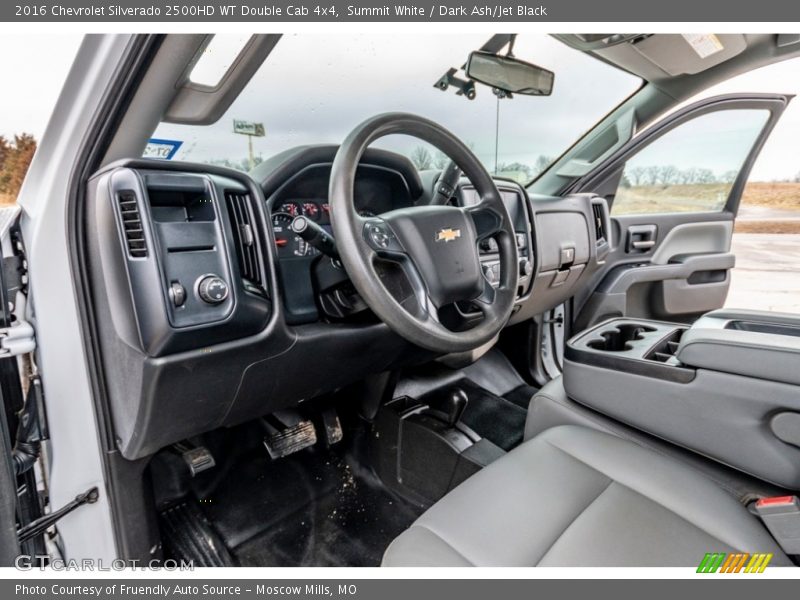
[329,113,519,353]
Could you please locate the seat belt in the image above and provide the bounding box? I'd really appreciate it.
[753,495,800,555]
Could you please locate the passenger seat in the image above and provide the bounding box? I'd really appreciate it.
[382,424,790,566]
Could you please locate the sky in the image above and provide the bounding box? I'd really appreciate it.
[152,33,642,173]
[0,34,83,143]
[1,33,799,182]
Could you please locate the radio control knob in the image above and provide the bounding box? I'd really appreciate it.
[198,275,229,305]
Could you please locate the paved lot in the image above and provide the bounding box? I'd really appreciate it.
[738,205,800,222]
[726,233,800,314]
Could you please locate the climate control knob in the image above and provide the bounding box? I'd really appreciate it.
[197,275,229,305]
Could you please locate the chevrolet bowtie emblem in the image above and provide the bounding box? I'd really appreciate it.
[435,228,462,243]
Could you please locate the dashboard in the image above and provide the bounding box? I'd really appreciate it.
[85,145,609,460]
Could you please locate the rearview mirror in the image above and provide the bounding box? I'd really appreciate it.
[466,51,554,96]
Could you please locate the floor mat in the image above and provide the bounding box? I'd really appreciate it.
[504,383,539,409]
[187,445,422,567]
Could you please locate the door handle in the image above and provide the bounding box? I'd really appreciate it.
[626,224,658,254]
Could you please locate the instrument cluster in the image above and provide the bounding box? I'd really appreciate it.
[271,199,376,259]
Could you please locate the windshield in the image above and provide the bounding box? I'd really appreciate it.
[149,34,642,184]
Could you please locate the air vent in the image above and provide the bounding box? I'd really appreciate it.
[225,191,264,291]
[117,191,147,258]
[591,201,607,245]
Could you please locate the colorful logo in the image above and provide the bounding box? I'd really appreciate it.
[435,227,462,243]
[697,552,773,573]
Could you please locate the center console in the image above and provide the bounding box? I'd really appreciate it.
[564,310,800,490]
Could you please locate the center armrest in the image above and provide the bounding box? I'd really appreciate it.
[678,325,800,386]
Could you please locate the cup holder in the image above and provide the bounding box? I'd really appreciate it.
[587,324,657,352]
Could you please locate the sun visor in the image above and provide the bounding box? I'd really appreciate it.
[631,34,747,76]
[163,34,281,125]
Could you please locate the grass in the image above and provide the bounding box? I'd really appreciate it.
[741,181,800,210]
[734,220,800,234]
[615,182,800,233]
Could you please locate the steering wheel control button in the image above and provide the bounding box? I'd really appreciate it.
[479,238,499,253]
[197,275,229,305]
[364,221,401,252]
[483,262,500,285]
[169,282,187,307]
[369,225,390,248]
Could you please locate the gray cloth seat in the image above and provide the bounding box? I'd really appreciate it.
[382,425,790,566]
[526,376,790,501]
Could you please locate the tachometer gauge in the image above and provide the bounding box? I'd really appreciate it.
[302,202,321,221]
[272,212,310,258]
[279,201,303,218]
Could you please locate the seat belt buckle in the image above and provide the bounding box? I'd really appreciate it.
[754,495,800,555]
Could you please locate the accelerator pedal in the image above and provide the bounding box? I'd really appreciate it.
[321,408,344,446]
[262,411,318,459]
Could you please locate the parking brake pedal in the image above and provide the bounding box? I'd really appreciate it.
[262,412,318,459]
[173,443,216,477]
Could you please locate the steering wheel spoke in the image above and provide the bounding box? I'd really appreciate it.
[473,275,498,313]
[466,202,504,241]
[363,223,441,324]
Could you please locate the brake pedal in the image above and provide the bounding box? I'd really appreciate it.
[173,443,216,477]
[263,418,317,459]
[321,408,344,446]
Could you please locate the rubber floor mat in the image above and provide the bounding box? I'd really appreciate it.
[188,447,422,567]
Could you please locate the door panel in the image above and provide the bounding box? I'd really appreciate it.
[648,220,733,264]
[575,220,736,328]
[571,93,791,329]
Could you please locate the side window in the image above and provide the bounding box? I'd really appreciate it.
[612,109,770,215]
